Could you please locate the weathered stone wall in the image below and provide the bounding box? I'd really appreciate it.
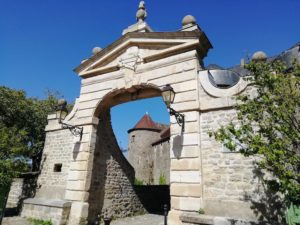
[87,109,145,222]
[196,70,264,222]
[200,109,259,220]
[128,130,161,184]
[153,141,170,185]
[35,128,74,199]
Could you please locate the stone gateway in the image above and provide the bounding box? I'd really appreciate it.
[19,2,275,225]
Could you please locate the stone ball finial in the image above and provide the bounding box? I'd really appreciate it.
[252,51,267,61]
[136,1,147,22]
[57,99,67,106]
[139,1,145,9]
[182,15,197,27]
[92,46,102,55]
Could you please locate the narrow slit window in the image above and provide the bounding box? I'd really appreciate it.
[54,163,62,172]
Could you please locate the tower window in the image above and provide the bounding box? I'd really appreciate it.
[131,135,135,143]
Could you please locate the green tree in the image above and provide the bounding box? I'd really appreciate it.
[212,60,300,205]
[0,87,61,186]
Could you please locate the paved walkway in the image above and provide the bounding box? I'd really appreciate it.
[2,214,164,225]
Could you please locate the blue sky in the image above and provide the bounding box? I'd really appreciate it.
[1,0,299,149]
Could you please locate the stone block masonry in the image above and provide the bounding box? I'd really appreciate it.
[35,128,74,199]
[199,107,262,220]
[21,116,75,224]
[87,109,145,222]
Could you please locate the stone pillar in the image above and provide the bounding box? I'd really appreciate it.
[65,122,98,225]
[168,111,202,225]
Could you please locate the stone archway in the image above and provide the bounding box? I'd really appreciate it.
[22,3,263,225]
[62,26,211,223]
[21,18,212,224]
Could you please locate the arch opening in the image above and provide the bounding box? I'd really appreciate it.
[87,85,171,222]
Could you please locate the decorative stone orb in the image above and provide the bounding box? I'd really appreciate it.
[136,8,146,21]
[252,51,267,61]
[57,99,67,106]
[182,15,197,26]
[92,46,102,55]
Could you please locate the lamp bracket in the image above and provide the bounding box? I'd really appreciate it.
[61,122,83,140]
[168,107,185,132]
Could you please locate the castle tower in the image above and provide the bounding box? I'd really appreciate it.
[127,113,166,184]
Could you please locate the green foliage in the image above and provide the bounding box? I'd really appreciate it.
[159,173,167,185]
[0,86,63,186]
[197,208,205,214]
[27,218,53,225]
[212,61,300,205]
[134,178,144,185]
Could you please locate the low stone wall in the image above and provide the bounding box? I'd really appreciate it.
[21,198,71,225]
[6,179,23,209]
[6,173,38,215]
[134,185,170,214]
[180,213,268,225]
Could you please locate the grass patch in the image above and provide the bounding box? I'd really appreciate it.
[27,218,53,225]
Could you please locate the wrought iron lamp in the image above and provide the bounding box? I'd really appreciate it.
[161,84,185,132]
[56,99,83,139]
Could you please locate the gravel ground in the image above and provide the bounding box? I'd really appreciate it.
[2,214,164,225]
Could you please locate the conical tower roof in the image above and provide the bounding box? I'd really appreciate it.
[128,113,161,133]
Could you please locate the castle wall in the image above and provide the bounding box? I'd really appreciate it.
[153,141,170,185]
[200,109,259,220]
[196,71,263,221]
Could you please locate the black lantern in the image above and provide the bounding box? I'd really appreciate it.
[55,99,83,139]
[161,84,185,132]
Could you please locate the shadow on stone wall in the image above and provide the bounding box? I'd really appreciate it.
[72,142,81,160]
[244,168,286,225]
[172,135,183,159]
